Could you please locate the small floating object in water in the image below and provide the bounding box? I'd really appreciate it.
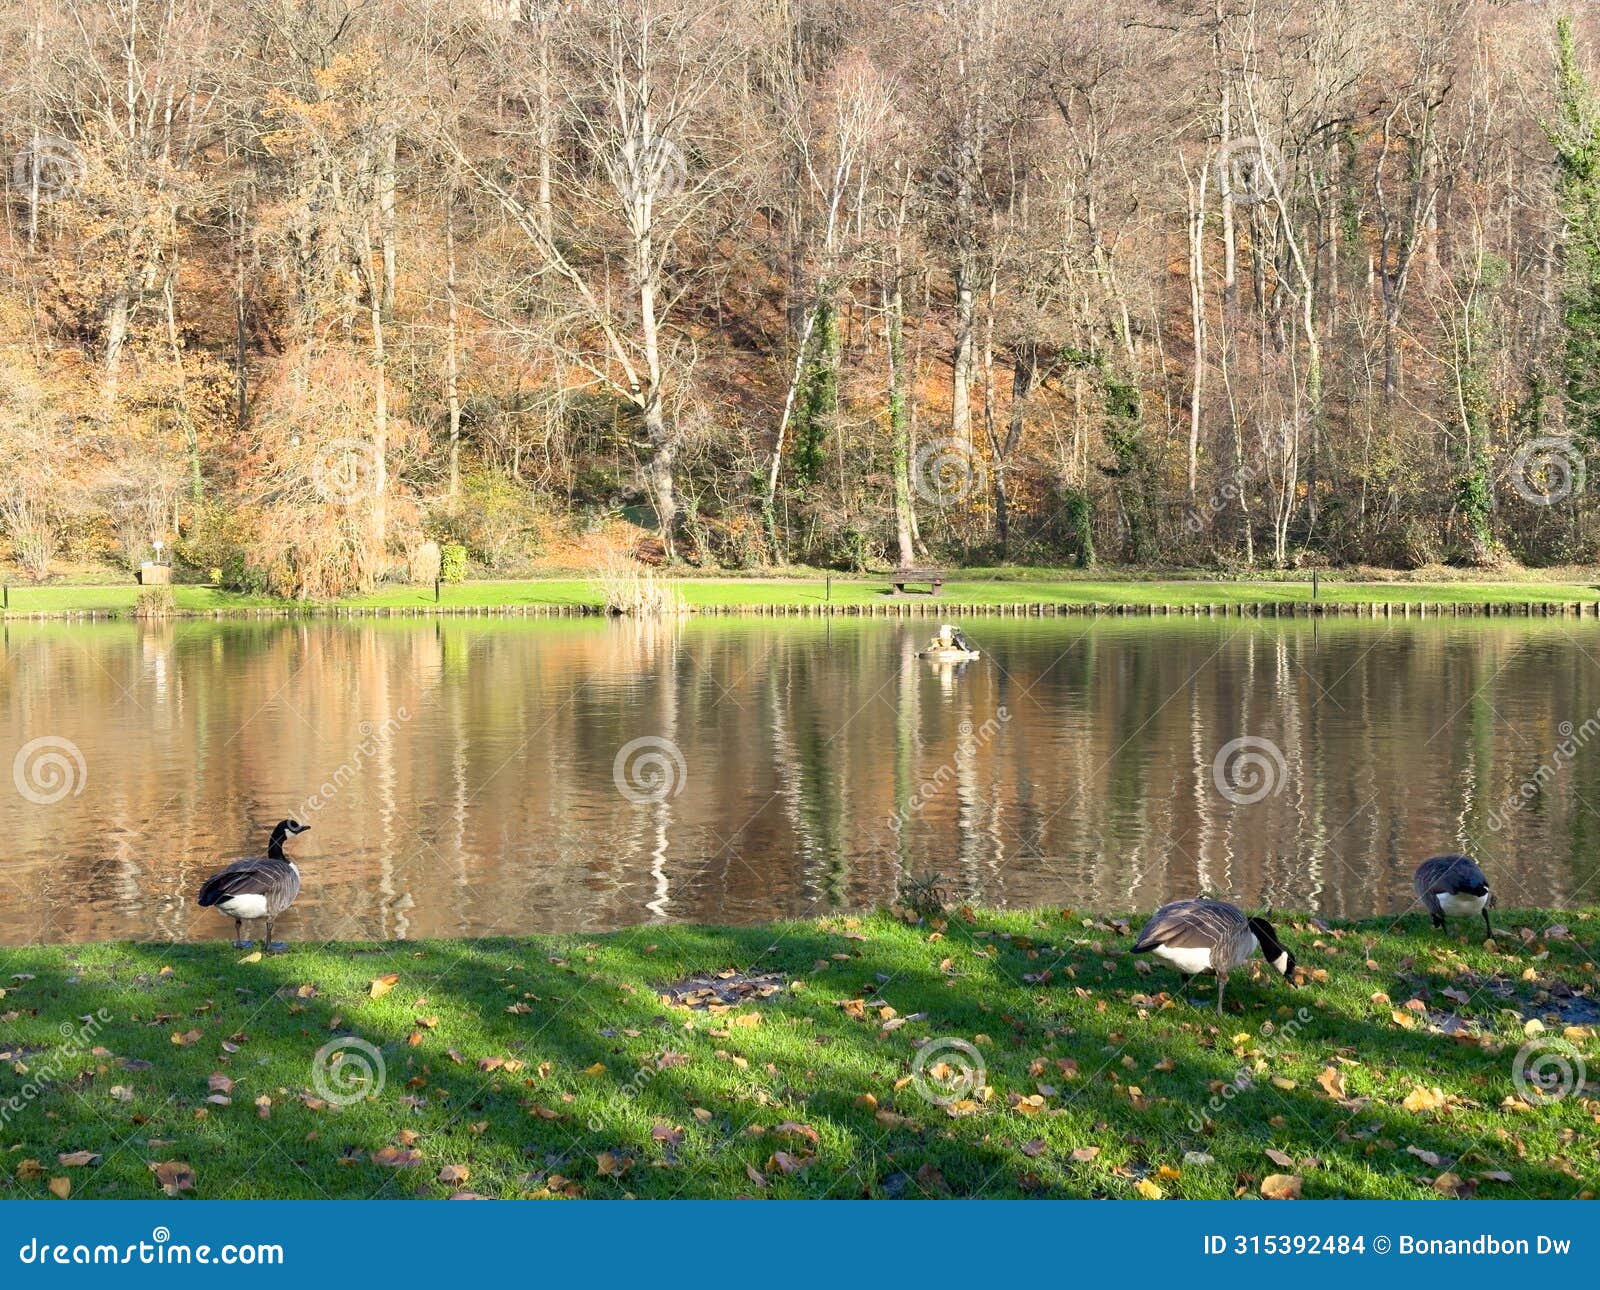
[915,623,979,662]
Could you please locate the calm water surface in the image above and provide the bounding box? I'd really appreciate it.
[3,615,1598,944]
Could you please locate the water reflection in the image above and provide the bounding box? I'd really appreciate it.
[1,615,1596,944]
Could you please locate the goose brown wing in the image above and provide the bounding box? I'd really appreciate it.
[197,858,300,914]
[1132,899,1245,952]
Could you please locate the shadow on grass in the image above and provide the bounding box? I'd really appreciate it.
[0,910,1594,1199]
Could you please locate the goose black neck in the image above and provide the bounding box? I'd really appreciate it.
[1248,917,1284,959]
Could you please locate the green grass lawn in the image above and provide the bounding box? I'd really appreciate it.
[2,907,1595,1199]
[5,571,1600,618]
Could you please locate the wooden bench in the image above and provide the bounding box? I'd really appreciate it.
[889,567,946,597]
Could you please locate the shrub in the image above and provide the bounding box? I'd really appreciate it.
[439,543,468,582]
[428,470,545,571]
[220,552,268,595]
[410,540,442,585]
[592,555,688,615]
[0,492,58,580]
[133,586,175,619]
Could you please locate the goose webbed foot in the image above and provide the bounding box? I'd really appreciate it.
[1431,913,1446,930]
[232,939,257,950]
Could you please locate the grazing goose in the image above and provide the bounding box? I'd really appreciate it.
[1131,899,1298,1014]
[197,820,309,951]
[1413,854,1493,938]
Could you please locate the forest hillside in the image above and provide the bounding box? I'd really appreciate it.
[4,0,1600,595]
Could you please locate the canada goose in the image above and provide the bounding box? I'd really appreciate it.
[197,820,309,951]
[1131,899,1298,1014]
[1413,854,1493,938]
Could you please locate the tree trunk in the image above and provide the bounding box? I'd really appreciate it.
[886,275,915,567]
[951,260,976,448]
[444,179,463,501]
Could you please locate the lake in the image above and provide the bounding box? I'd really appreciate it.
[2,615,1596,945]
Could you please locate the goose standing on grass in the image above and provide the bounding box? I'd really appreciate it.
[1131,899,1298,1014]
[197,820,309,951]
[1413,854,1494,938]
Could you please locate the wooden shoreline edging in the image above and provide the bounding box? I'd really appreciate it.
[4,598,1600,622]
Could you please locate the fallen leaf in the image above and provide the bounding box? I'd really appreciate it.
[1261,1174,1303,1200]
[1406,1145,1443,1168]
[438,1164,470,1185]
[368,974,400,999]
[1314,1067,1346,1099]
[1070,1146,1101,1163]
[1134,1178,1164,1199]
[1402,1086,1447,1113]
[56,1151,99,1167]
[371,1146,422,1167]
[150,1161,196,1196]
[597,1151,632,1178]
[48,1177,70,1200]
[170,1029,202,1047]
[1264,1148,1295,1168]
[208,1074,234,1095]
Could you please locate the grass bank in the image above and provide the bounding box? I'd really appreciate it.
[2,907,1595,1199]
[5,570,1600,619]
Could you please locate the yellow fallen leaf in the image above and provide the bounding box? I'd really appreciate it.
[368,974,400,999]
[237,951,262,964]
[1402,1085,1447,1113]
[1261,1173,1303,1199]
[583,1062,607,1076]
[1315,1067,1346,1099]
[48,1177,70,1199]
[1134,1178,1164,1199]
